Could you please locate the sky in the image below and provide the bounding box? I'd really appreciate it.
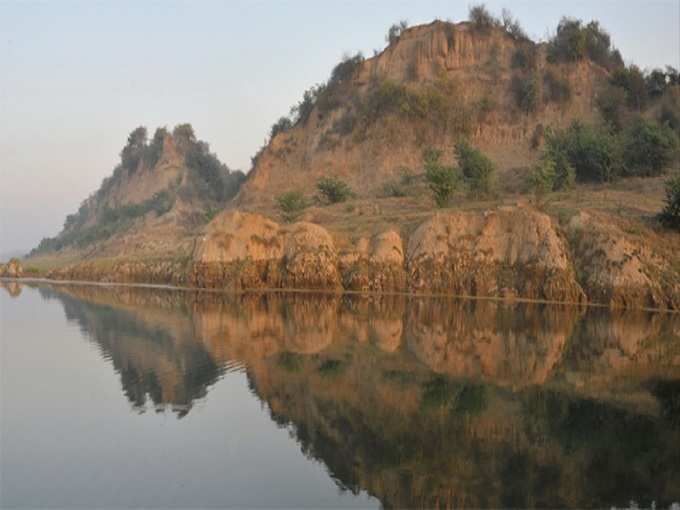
[1,0,679,255]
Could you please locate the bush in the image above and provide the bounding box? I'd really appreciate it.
[317,177,354,204]
[622,118,679,177]
[511,73,540,113]
[424,148,459,207]
[276,191,308,222]
[455,140,496,197]
[469,4,500,31]
[544,122,621,182]
[386,20,408,45]
[291,84,324,124]
[659,173,680,231]
[528,150,575,196]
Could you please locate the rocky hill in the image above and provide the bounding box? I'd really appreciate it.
[238,19,607,208]
[29,124,244,260]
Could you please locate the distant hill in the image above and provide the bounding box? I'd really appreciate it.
[29,124,244,260]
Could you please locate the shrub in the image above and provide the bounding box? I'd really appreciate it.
[386,20,408,45]
[659,91,680,135]
[424,148,459,207]
[622,118,679,177]
[276,191,308,222]
[469,4,500,31]
[543,70,571,104]
[455,140,496,197]
[317,177,354,204]
[545,122,622,182]
[270,116,293,139]
[529,150,575,195]
[511,73,540,113]
[329,53,364,86]
[659,173,680,231]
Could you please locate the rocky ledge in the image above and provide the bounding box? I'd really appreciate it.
[44,206,680,310]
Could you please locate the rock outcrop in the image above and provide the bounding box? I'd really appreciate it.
[567,211,680,310]
[34,205,680,310]
[0,258,23,278]
[191,211,341,290]
[406,207,585,303]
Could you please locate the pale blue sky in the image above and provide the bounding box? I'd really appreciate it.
[1,0,678,254]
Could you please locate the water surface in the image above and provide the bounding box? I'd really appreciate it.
[1,281,679,508]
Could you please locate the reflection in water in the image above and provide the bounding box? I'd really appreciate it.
[13,282,680,508]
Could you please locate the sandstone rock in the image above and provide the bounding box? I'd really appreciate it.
[0,258,23,278]
[191,211,340,290]
[340,229,407,292]
[406,207,585,303]
[567,212,680,310]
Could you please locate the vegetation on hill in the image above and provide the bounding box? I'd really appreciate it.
[31,124,245,255]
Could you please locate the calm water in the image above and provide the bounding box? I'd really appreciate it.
[1,281,680,509]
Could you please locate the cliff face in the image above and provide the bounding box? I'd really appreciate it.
[238,21,605,208]
[44,204,680,310]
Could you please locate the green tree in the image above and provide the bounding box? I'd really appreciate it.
[424,148,459,208]
[511,73,540,113]
[120,126,148,173]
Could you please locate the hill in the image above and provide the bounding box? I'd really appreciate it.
[29,124,244,261]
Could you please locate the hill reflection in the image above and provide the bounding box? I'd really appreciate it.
[26,282,680,508]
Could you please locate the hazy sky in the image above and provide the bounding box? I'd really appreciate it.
[1,0,678,254]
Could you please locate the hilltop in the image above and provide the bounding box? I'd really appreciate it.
[18,6,680,310]
[29,124,244,261]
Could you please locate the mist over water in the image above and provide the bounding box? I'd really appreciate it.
[1,281,679,508]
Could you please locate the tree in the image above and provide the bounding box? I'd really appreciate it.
[317,177,354,204]
[468,4,500,31]
[144,127,168,168]
[424,148,459,207]
[455,140,496,196]
[120,126,148,173]
[596,84,629,131]
[386,20,408,45]
[173,123,196,151]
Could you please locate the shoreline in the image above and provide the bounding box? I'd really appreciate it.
[3,275,679,315]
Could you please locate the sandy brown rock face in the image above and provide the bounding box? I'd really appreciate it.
[0,258,23,278]
[191,211,341,290]
[406,207,585,303]
[340,230,407,292]
[567,212,680,310]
